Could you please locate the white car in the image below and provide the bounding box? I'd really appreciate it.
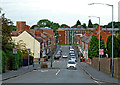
[67,60,76,69]
[69,51,74,54]
[70,56,77,62]
[62,54,68,58]
[70,48,74,51]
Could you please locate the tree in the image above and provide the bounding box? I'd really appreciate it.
[2,13,14,52]
[50,22,60,32]
[107,35,119,58]
[117,32,120,57]
[82,23,87,29]
[37,19,51,28]
[88,19,93,28]
[93,23,99,28]
[2,51,7,73]
[76,20,81,26]
[71,20,81,28]
[88,35,99,59]
[30,25,38,29]
[60,24,69,28]
[99,35,106,57]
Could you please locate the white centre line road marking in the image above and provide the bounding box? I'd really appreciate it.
[41,70,48,72]
[56,70,60,75]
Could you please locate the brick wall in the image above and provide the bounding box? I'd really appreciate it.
[89,58,120,78]
[58,31,65,44]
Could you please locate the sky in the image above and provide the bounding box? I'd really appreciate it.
[0,0,120,27]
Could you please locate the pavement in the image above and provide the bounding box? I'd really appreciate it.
[2,63,40,81]
[78,62,119,84]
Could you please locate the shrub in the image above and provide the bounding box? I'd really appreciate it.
[2,51,7,73]
[41,63,48,68]
[6,50,19,70]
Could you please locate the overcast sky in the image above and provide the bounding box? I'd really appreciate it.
[0,0,120,27]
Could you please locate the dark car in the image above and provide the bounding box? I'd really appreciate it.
[43,56,49,61]
[54,54,61,59]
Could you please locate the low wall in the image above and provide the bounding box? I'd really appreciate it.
[88,58,120,79]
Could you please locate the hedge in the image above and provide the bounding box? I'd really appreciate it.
[2,51,7,73]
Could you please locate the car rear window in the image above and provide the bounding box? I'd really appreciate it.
[68,61,75,64]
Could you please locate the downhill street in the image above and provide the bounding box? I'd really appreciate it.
[2,46,103,84]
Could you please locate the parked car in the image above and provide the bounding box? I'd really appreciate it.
[69,50,75,54]
[54,54,61,59]
[70,56,77,62]
[70,53,75,56]
[67,60,76,69]
[70,48,74,51]
[62,54,68,58]
[43,56,48,61]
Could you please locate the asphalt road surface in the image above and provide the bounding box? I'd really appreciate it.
[3,46,98,83]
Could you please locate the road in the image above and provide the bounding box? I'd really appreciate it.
[3,46,98,83]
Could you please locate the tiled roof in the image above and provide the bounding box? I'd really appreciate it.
[26,31,43,43]
[61,28,86,31]
[11,31,21,36]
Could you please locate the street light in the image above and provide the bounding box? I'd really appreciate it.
[88,16,101,71]
[88,3,114,77]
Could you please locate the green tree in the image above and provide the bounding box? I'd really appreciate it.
[88,19,93,28]
[30,25,38,29]
[88,35,99,59]
[107,35,119,58]
[82,23,87,29]
[37,19,51,28]
[117,32,120,57]
[60,24,69,28]
[76,20,81,26]
[2,14,13,52]
[2,51,7,73]
[50,22,60,32]
[99,35,106,57]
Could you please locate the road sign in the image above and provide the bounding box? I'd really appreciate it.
[99,49,104,55]
[13,48,17,54]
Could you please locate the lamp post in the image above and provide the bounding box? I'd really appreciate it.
[88,16,100,71]
[33,27,38,67]
[88,3,114,77]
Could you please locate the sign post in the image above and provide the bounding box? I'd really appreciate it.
[13,48,17,70]
[27,49,31,69]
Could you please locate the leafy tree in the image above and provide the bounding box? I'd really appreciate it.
[2,13,13,52]
[82,23,87,29]
[2,51,7,73]
[99,35,106,57]
[30,25,38,29]
[105,22,120,28]
[88,35,99,59]
[37,19,51,28]
[71,20,81,28]
[76,20,81,26]
[88,19,93,28]
[6,50,19,70]
[60,24,69,28]
[93,23,99,28]
[106,35,119,58]
[50,22,60,32]
[117,32,120,57]
[15,40,29,57]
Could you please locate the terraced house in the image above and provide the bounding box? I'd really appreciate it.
[11,21,56,62]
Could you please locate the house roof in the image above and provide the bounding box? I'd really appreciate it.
[61,28,86,31]
[26,31,43,43]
